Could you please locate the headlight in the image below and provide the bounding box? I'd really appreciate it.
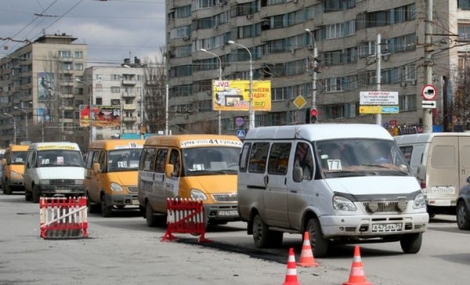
[11,171,22,178]
[190,189,207,200]
[333,195,357,211]
[413,193,426,209]
[39,179,50,185]
[110,182,123,192]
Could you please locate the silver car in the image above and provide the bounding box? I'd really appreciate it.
[456,176,470,230]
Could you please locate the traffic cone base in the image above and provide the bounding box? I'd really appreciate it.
[297,231,319,267]
[343,246,371,285]
[283,247,300,285]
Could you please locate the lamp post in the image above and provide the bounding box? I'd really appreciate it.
[76,78,94,143]
[305,28,318,123]
[3,113,16,144]
[228,40,254,129]
[14,107,28,142]
[200,48,222,135]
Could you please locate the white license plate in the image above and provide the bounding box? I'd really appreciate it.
[218,210,239,217]
[56,190,72,193]
[132,200,139,205]
[372,223,402,232]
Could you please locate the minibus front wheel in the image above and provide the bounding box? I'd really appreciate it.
[306,217,329,258]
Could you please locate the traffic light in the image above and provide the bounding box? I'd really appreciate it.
[310,108,318,124]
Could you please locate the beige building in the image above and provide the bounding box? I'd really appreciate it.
[82,59,145,141]
[166,0,470,134]
[0,33,88,147]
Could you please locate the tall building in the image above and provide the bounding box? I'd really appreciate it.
[0,33,88,147]
[82,58,145,141]
[166,0,470,134]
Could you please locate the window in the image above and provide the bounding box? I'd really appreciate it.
[154,149,168,173]
[111,87,120,93]
[399,146,413,164]
[239,143,251,172]
[294,142,313,180]
[75,63,83,71]
[140,148,155,171]
[74,51,83,59]
[248,142,270,173]
[58,50,72,58]
[268,143,291,175]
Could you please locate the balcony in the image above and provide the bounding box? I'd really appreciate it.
[122,104,136,110]
[123,116,137,122]
[122,79,137,85]
[122,92,137,98]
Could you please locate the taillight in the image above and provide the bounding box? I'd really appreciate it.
[420,180,426,189]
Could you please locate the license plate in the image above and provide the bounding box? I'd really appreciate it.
[56,190,71,193]
[372,223,402,232]
[218,210,239,217]
[132,200,139,205]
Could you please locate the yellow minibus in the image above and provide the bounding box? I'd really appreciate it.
[1,144,29,195]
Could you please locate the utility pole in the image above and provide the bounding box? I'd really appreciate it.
[423,0,434,133]
[305,28,318,123]
[376,33,382,126]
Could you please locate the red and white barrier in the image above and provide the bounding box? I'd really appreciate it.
[162,198,211,243]
[39,197,88,239]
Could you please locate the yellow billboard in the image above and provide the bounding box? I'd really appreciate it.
[212,80,271,111]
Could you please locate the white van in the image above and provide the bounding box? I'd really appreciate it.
[238,124,429,257]
[394,132,470,217]
[23,142,86,203]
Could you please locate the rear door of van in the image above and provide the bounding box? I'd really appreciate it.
[427,136,459,206]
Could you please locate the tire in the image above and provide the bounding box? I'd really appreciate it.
[456,201,470,230]
[400,233,422,254]
[25,189,32,201]
[145,202,158,227]
[100,195,113,217]
[306,217,329,258]
[32,185,40,204]
[4,184,11,195]
[252,214,271,248]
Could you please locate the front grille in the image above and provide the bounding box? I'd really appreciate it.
[363,201,404,213]
[50,179,75,186]
[212,193,237,202]
[128,186,138,193]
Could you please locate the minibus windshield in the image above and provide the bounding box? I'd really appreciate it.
[37,150,84,167]
[183,147,240,176]
[316,139,411,178]
[9,151,27,165]
[107,149,142,172]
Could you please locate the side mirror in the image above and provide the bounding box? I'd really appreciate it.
[417,164,426,181]
[165,164,174,178]
[466,176,470,184]
[293,166,304,182]
[92,162,101,173]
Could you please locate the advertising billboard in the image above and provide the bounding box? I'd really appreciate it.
[37,72,55,102]
[79,105,121,127]
[212,80,271,111]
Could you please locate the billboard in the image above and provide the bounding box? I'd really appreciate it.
[79,105,121,127]
[37,72,55,102]
[212,80,271,111]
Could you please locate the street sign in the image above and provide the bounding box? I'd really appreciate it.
[293,95,307,109]
[236,129,246,138]
[235,117,244,126]
[422,84,437,100]
[359,105,399,114]
[422,100,437,109]
[359,91,399,105]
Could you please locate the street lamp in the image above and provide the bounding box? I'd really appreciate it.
[76,78,94,143]
[14,107,28,142]
[200,48,222,135]
[3,113,16,144]
[228,40,254,129]
[305,28,318,123]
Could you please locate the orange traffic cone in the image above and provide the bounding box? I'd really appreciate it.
[343,246,372,285]
[283,247,300,285]
[297,231,319,267]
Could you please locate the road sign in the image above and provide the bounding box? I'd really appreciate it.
[359,91,399,105]
[422,84,437,100]
[293,95,307,109]
[235,117,244,126]
[236,129,246,138]
[359,105,399,114]
[422,100,437,109]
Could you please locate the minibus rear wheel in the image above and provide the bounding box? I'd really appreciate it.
[252,214,282,248]
[146,202,158,227]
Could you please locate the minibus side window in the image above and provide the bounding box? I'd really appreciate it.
[239,143,251,172]
[154,148,168,173]
[293,142,313,180]
[399,146,413,164]
[248,142,270,173]
[140,148,155,171]
[86,151,95,169]
[268,143,291,175]
[98,151,106,172]
[169,149,181,177]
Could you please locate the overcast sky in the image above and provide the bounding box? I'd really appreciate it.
[0,0,166,66]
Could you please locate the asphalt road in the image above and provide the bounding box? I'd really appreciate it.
[1,193,469,285]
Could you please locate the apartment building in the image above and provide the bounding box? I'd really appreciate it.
[82,59,145,141]
[0,33,88,147]
[166,0,470,134]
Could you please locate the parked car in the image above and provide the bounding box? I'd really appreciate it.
[456,176,470,230]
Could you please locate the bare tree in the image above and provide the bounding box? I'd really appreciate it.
[452,58,470,130]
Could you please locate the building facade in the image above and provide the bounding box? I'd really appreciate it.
[0,33,88,147]
[166,0,470,134]
[82,59,145,141]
